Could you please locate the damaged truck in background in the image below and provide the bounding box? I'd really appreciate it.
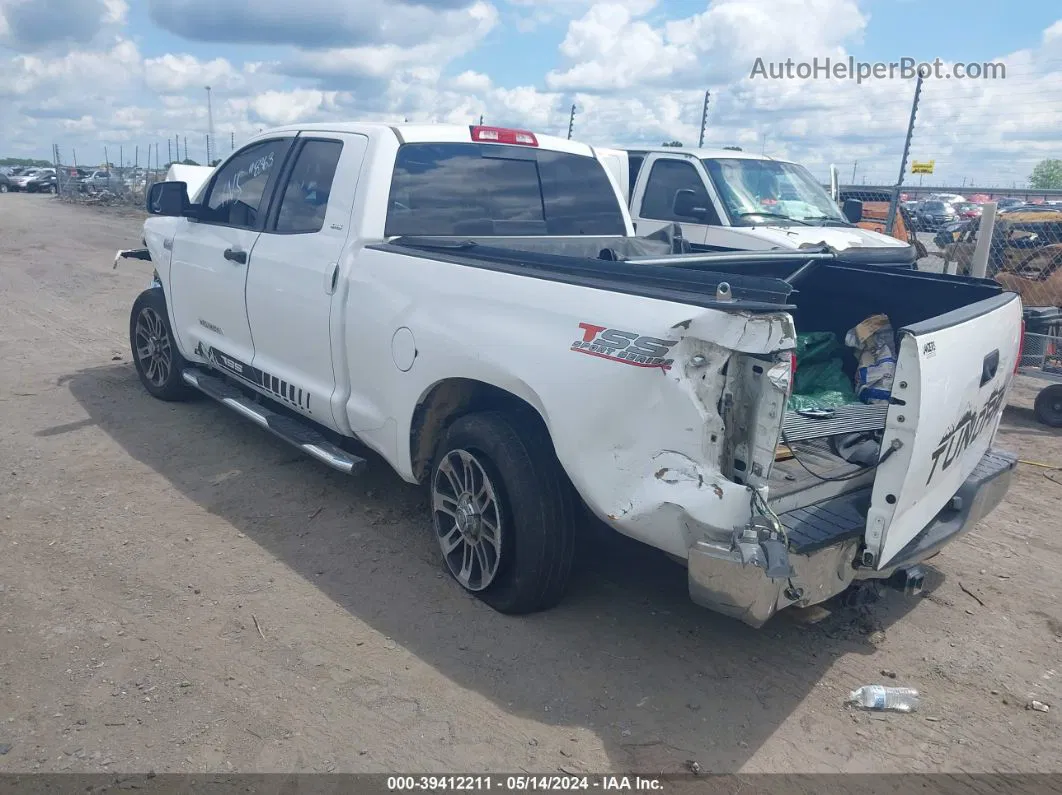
[119,122,1022,627]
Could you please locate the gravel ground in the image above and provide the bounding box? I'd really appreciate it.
[0,194,1060,775]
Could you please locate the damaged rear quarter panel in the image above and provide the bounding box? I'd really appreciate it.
[561,307,796,558]
[346,249,796,560]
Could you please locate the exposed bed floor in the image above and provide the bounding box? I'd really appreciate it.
[770,438,865,492]
[769,438,873,554]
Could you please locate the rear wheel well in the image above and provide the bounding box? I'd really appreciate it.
[409,379,548,483]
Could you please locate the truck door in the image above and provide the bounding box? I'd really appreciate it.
[629,154,721,247]
[167,137,294,374]
[244,133,369,433]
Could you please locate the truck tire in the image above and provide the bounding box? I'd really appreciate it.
[429,410,577,614]
[1034,384,1062,428]
[129,288,195,402]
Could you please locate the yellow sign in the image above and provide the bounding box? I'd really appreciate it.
[911,160,935,174]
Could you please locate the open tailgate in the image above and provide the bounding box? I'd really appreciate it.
[864,292,1022,568]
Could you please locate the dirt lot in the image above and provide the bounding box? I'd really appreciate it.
[0,193,1060,775]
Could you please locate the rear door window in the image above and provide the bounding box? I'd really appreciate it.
[272,140,344,234]
[385,143,626,237]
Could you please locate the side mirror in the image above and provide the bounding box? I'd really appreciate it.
[842,198,863,223]
[147,181,191,217]
[673,189,709,221]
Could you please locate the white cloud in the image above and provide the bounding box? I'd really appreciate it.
[546,0,866,92]
[249,89,345,126]
[144,53,245,94]
[277,1,498,89]
[0,0,1058,190]
[147,0,488,49]
[0,0,127,50]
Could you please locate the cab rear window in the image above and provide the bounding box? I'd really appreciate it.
[385,143,626,237]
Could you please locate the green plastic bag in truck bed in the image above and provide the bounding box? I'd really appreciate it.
[787,331,858,412]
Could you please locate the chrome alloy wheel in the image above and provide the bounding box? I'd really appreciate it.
[134,306,173,387]
[432,449,503,591]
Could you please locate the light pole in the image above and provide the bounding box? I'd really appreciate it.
[205,86,215,164]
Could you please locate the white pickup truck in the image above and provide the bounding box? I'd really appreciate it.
[601,147,918,265]
[125,122,1021,626]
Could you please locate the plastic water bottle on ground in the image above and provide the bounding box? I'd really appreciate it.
[849,685,920,713]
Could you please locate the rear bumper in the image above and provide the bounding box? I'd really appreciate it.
[687,447,1017,627]
[865,448,1017,576]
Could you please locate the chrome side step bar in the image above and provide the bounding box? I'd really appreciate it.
[181,369,367,475]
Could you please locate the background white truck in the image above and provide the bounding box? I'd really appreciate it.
[127,122,1020,626]
[601,147,919,265]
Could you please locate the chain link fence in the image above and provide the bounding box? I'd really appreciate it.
[898,59,1062,308]
[935,204,1062,309]
[54,163,170,209]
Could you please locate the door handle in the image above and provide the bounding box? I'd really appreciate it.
[981,349,1000,386]
[224,248,247,264]
[324,262,339,295]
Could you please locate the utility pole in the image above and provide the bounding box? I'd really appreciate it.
[52,144,61,196]
[761,132,767,155]
[72,148,78,168]
[205,86,214,164]
[231,131,235,152]
[167,139,172,165]
[174,135,179,163]
[182,137,187,162]
[851,161,858,184]
[567,104,576,140]
[884,69,923,236]
[698,90,710,148]
[104,146,109,169]
[479,114,484,125]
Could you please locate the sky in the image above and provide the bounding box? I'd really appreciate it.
[1,0,1059,187]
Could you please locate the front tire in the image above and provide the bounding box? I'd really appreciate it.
[129,289,194,401]
[430,410,578,614]
[1034,384,1062,428]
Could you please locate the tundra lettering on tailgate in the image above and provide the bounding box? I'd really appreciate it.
[926,384,1007,485]
[570,322,676,371]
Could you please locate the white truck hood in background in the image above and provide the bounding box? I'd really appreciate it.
[720,223,909,251]
[164,164,214,202]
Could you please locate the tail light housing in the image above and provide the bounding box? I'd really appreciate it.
[470,125,539,147]
[1015,319,1025,374]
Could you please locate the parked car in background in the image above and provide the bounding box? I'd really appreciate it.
[913,199,959,231]
[942,208,1062,281]
[0,170,12,193]
[927,192,967,205]
[601,146,917,263]
[996,197,1024,211]
[8,168,43,192]
[954,201,982,220]
[24,168,57,193]
[78,170,123,192]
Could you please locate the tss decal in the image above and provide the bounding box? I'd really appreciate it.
[570,323,676,371]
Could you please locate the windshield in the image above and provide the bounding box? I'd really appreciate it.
[701,158,846,225]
